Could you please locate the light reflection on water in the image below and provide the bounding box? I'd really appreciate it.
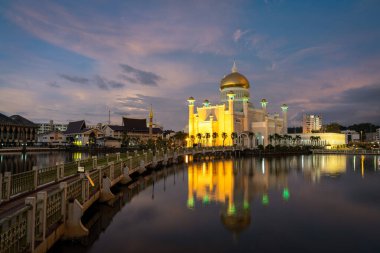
[0,152,101,173]
[52,154,380,253]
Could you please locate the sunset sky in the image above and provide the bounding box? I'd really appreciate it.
[1,0,379,130]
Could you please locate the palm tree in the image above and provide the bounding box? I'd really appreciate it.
[205,133,211,147]
[190,135,195,147]
[212,132,218,146]
[248,132,255,148]
[196,133,202,147]
[315,136,321,146]
[222,132,228,147]
[231,132,237,146]
[295,135,301,146]
[269,134,274,145]
[274,133,281,145]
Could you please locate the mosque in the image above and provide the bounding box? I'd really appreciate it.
[187,62,288,147]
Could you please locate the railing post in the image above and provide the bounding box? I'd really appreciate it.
[56,162,60,182]
[129,157,133,169]
[92,156,97,169]
[116,152,120,162]
[109,162,115,181]
[80,174,89,203]
[25,196,36,252]
[36,191,47,241]
[106,154,109,164]
[33,166,38,189]
[4,171,11,200]
[59,182,67,221]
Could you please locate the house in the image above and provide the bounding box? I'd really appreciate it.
[37,130,66,146]
[64,120,104,146]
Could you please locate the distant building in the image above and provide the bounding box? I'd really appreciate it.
[302,114,322,134]
[64,120,104,146]
[341,130,360,144]
[122,117,163,143]
[37,130,66,146]
[37,120,67,134]
[0,113,38,146]
[102,125,125,140]
[377,128,380,142]
[365,132,377,142]
[97,136,121,148]
[289,133,346,148]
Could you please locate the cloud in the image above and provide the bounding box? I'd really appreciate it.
[47,81,60,88]
[59,74,89,84]
[120,64,162,86]
[233,29,250,42]
[94,75,109,90]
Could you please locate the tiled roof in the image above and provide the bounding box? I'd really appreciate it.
[108,125,125,131]
[0,113,37,127]
[64,120,86,134]
[122,117,149,132]
[10,115,38,127]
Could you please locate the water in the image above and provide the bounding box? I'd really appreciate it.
[0,152,103,173]
[52,154,380,253]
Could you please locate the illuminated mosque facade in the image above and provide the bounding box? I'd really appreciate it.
[187,62,288,147]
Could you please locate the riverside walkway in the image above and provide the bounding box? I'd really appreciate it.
[0,146,237,253]
[312,149,380,155]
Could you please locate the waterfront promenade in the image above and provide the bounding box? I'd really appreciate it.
[0,146,237,253]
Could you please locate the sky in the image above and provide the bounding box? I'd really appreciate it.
[0,0,380,130]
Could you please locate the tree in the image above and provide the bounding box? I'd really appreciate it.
[190,135,195,147]
[269,134,274,145]
[205,133,211,147]
[222,132,228,147]
[196,133,202,146]
[295,135,301,145]
[212,132,218,146]
[231,132,237,146]
[173,131,187,147]
[324,123,343,133]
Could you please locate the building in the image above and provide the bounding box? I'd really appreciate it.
[37,130,66,146]
[97,136,122,148]
[0,113,39,147]
[377,128,380,142]
[187,62,287,147]
[289,133,346,147]
[37,120,67,134]
[64,120,104,146]
[302,114,322,133]
[102,125,125,140]
[122,117,163,143]
[365,132,378,142]
[341,130,360,144]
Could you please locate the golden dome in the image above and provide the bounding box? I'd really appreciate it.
[220,62,250,89]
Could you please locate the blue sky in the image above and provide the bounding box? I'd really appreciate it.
[0,0,379,130]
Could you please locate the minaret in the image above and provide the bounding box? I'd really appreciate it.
[243,96,249,131]
[261,99,268,116]
[149,104,153,137]
[281,104,288,134]
[187,97,195,147]
[227,92,235,145]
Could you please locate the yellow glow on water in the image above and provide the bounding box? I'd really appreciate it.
[361,155,365,178]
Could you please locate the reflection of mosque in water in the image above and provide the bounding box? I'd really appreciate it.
[186,155,351,234]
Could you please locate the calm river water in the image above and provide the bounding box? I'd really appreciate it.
[49,154,380,253]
